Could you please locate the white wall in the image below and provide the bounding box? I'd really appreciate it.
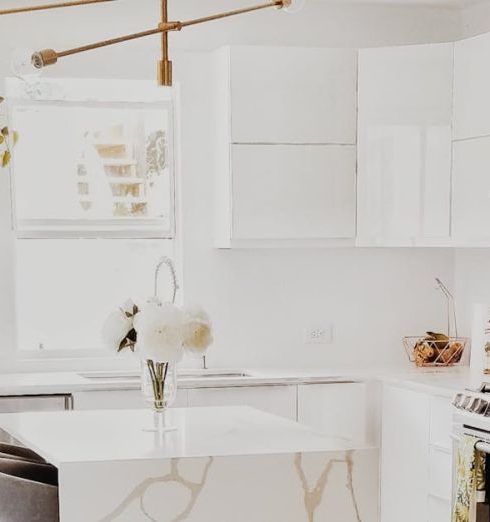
[0,0,460,370]
[454,250,490,339]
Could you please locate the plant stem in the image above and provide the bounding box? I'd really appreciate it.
[146,359,169,411]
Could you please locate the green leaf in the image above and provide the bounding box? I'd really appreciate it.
[13,131,18,145]
[2,150,11,167]
[0,135,3,145]
[1,127,8,137]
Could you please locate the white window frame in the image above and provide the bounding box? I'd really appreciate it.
[5,78,183,371]
[7,77,176,240]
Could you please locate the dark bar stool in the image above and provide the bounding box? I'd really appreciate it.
[0,446,59,522]
[0,443,46,463]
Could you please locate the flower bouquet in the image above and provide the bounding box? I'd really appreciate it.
[0,96,17,168]
[102,257,213,431]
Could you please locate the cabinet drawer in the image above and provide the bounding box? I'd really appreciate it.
[187,386,296,420]
[73,389,188,410]
[430,396,452,449]
[429,446,452,501]
[298,383,368,444]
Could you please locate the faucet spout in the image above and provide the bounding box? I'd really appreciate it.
[154,256,179,304]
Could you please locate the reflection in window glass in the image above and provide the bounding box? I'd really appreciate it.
[11,103,173,232]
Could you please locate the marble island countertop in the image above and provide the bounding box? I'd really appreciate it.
[0,365,479,397]
[0,406,362,466]
[0,406,380,521]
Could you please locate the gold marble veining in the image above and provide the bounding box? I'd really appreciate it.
[99,457,213,522]
[294,451,361,522]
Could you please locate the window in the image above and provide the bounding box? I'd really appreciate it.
[7,78,179,356]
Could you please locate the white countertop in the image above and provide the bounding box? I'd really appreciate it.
[0,406,358,466]
[0,365,479,397]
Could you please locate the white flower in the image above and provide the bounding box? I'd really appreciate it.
[101,306,134,352]
[134,300,185,363]
[183,307,213,355]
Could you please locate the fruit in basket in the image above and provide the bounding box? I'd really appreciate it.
[413,341,436,366]
[425,332,450,350]
[439,341,464,364]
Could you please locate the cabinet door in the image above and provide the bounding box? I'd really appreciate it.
[231,144,356,240]
[380,385,430,522]
[229,46,357,145]
[453,32,490,140]
[73,389,188,410]
[297,383,368,444]
[187,386,297,420]
[452,138,490,244]
[357,44,453,245]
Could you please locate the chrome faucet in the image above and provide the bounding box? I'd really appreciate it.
[154,256,179,303]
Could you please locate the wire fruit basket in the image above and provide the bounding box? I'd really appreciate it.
[403,278,469,367]
[403,334,468,367]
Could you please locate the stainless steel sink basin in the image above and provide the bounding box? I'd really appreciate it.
[78,370,251,380]
[178,371,251,379]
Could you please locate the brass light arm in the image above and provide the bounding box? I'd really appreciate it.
[29,0,293,85]
[32,24,184,67]
[0,0,115,16]
[178,0,284,28]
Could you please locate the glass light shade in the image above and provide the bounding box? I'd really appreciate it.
[11,48,42,79]
[281,0,306,13]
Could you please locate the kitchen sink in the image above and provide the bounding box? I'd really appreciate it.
[78,369,251,380]
[179,370,251,379]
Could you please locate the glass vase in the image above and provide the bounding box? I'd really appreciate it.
[141,359,178,433]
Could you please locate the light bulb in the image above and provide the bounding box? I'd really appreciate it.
[280,0,306,13]
[11,48,42,79]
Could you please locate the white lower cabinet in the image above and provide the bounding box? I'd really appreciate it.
[187,385,297,420]
[73,389,188,410]
[381,385,430,522]
[428,494,451,522]
[297,382,370,444]
[381,385,453,522]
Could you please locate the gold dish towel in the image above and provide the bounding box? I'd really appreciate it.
[452,435,486,522]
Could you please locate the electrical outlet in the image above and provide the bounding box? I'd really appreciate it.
[304,326,333,344]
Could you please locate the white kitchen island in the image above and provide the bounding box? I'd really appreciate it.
[0,406,378,522]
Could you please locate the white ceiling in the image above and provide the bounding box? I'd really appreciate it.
[312,0,482,8]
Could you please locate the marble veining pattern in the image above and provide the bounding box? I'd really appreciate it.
[294,450,361,522]
[99,457,214,522]
[57,449,378,522]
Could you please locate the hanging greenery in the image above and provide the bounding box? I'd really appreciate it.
[0,96,17,168]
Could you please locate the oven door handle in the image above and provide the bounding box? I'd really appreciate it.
[475,441,490,454]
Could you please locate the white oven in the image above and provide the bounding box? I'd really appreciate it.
[452,387,490,520]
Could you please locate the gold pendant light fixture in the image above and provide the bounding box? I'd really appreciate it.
[1,0,305,87]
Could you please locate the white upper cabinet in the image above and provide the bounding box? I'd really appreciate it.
[452,33,490,244]
[228,46,358,145]
[357,44,453,246]
[231,144,356,240]
[213,46,358,248]
[453,32,490,140]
